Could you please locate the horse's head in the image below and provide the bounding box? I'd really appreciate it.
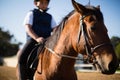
[71,0,119,74]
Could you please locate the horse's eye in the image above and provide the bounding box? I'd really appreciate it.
[90,15,96,22]
[89,17,94,22]
[91,26,96,31]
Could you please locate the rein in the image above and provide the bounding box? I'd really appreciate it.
[45,15,112,64]
[45,46,84,60]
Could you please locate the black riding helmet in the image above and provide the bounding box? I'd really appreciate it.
[34,0,50,3]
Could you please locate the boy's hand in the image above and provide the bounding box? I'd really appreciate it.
[36,37,45,44]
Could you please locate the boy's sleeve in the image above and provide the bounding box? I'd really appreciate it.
[23,11,33,26]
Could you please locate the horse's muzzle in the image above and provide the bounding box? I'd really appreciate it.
[102,60,119,74]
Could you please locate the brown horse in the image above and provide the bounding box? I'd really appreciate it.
[34,0,119,80]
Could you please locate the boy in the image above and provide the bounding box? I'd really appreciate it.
[18,0,56,80]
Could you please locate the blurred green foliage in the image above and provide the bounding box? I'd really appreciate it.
[0,27,21,57]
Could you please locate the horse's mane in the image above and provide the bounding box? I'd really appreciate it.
[45,10,75,49]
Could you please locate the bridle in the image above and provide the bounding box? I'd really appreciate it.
[45,14,112,64]
[77,15,112,63]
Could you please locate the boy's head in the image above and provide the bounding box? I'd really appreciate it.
[34,0,50,10]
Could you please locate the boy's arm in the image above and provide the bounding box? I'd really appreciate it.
[25,24,44,43]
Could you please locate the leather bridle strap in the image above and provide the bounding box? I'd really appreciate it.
[77,15,86,43]
[91,43,112,54]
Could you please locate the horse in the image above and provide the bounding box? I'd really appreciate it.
[34,0,119,80]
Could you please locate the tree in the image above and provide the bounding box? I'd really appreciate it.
[115,43,120,62]
[0,27,21,65]
[0,27,21,57]
[111,36,120,47]
[110,36,120,62]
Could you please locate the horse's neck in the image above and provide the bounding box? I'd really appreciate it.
[48,51,77,73]
[49,36,77,71]
[43,12,79,73]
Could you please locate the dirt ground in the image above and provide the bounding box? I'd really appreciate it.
[0,66,120,80]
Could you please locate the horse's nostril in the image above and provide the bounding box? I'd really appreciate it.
[108,61,118,74]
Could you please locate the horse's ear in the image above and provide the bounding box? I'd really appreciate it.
[96,5,100,10]
[71,0,87,14]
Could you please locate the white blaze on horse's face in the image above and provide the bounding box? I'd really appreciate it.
[72,0,119,74]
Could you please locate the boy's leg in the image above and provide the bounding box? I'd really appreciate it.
[18,39,37,80]
[18,64,27,80]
